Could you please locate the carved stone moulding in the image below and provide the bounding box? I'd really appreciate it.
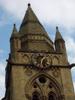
[24,67,33,76]
[21,53,30,64]
[51,67,60,77]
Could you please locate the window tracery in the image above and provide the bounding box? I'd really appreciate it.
[48,92,57,100]
[25,74,63,100]
[32,91,40,100]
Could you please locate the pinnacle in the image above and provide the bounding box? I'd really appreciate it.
[28,3,31,7]
[13,24,17,33]
[11,24,19,39]
[14,24,16,27]
[56,26,58,32]
[55,26,64,42]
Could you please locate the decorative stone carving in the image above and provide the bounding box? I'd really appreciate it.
[22,54,29,64]
[52,56,59,65]
[52,68,60,77]
[24,67,32,76]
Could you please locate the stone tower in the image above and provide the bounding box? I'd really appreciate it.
[3,3,75,100]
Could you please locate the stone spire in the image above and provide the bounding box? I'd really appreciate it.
[20,3,40,28]
[55,26,66,54]
[55,26,64,42]
[19,3,50,37]
[19,3,54,52]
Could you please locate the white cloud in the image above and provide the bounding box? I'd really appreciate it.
[0,62,6,99]
[0,0,75,28]
[0,14,9,27]
[65,36,75,63]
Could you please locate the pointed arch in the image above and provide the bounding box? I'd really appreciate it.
[48,92,57,100]
[32,91,40,100]
[25,72,63,100]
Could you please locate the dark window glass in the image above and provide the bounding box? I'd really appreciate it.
[48,93,56,100]
[39,76,46,83]
[32,92,40,100]
[48,95,55,100]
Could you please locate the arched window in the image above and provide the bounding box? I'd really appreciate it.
[48,94,55,100]
[48,92,56,100]
[32,91,40,100]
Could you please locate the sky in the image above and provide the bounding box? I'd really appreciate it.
[0,0,75,99]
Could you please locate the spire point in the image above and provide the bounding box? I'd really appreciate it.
[12,23,17,33]
[14,24,16,28]
[14,23,16,26]
[56,26,59,32]
[28,3,31,7]
[55,26,64,42]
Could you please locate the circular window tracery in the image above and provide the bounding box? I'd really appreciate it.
[39,76,46,83]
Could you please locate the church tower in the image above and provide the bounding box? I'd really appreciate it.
[3,4,75,100]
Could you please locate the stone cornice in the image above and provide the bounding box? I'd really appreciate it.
[6,60,75,70]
